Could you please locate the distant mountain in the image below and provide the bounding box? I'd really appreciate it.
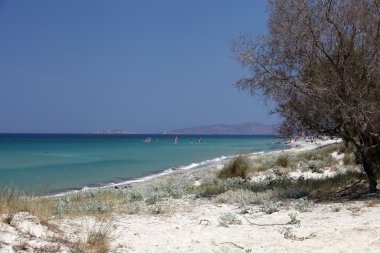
[88,130,136,134]
[169,122,277,135]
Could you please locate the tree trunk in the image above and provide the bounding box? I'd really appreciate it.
[360,148,378,193]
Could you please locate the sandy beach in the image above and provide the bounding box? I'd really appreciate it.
[1,139,380,253]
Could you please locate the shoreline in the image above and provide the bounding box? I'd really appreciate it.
[50,138,340,197]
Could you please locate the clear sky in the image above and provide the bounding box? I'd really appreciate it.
[0,0,276,133]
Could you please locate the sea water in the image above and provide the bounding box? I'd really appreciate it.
[0,134,288,194]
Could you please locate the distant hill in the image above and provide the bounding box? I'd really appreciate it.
[88,130,136,134]
[169,122,277,135]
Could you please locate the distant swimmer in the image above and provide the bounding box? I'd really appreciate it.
[145,137,151,143]
[174,136,179,144]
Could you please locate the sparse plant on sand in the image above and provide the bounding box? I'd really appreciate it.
[280,227,296,240]
[126,203,140,214]
[261,201,282,214]
[288,212,300,226]
[331,206,342,212]
[295,198,314,212]
[150,204,162,214]
[218,213,242,227]
[81,219,116,253]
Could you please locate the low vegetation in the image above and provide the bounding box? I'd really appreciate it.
[81,219,115,253]
[218,213,242,227]
[217,154,250,179]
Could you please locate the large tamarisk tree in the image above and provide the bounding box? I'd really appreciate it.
[233,0,380,192]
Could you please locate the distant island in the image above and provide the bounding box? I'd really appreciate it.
[88,122,277,135]
[88,130,136,134]
[168,122,277,135]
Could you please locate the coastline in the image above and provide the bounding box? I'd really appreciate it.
[50,138,339,197]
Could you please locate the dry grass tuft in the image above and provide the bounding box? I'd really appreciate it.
[343,153,356,165]
[217,155,250,179]
[366,198,380,207]
[276,155,290,168]
[82,219,116,253]
[0,186,55,222]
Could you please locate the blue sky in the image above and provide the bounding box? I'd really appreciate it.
[0,0,276,133]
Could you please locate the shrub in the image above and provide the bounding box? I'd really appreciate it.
[217,155,250,179]
[78,200,114,214]
[295,198,314,212]
[126,203,140,214]
[308,160,324,172]
[144,187,166,204]
[195,179,227,198]
[275,185,309,199]
[215,189,258,205]
[288,212,300,225]
[54,198,71,216]
[150,204,162,214]
[261,201,282,214]
[218,213,242,227]
[126,188,143,202]
[280,227,296,240]
[167,180,192,199]
[276,155,290,168]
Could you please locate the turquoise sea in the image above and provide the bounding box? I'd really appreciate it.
[0,134,288,194]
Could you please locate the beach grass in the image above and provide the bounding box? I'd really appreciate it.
[217,154,250,179]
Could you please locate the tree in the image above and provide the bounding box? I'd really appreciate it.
[233,0,380,192]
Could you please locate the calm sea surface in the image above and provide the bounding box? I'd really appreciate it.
[0,134,288,194]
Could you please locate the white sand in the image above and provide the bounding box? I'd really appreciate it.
[1,198,380,253]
